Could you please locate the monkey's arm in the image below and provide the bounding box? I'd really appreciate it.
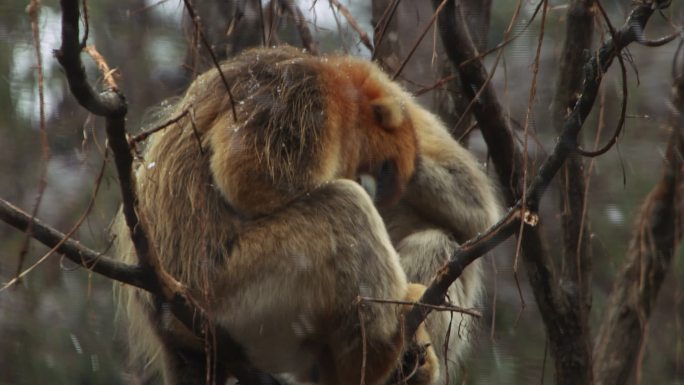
[397,104,500,244]
[377,105,499,381]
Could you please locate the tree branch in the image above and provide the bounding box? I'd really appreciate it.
[550,1,596,380]
[0,197,270,383]
[0,198,148,289]
[593,50,684,385]
[49,1,278,384]
[53,0,126,117]
[552,0,594,307]
[279,0,319,55]
[405,3,670,385]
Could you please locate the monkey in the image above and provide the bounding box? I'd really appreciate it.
[114,46,499,385]
[116,46,431,385]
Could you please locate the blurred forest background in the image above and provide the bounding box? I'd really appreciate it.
[0,0,683,384]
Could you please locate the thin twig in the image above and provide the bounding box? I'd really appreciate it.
[443,312,453,385]
[357,296,482,318]
[3,150,109,291]
[279,0,319,54]
[414,74,456,96]
[391,0,448,80]
[83,45,119,90]
[329,0,373,51]
[188,107,204,154]
[129,109,190,144]
[257,0,266,46]
[371,0,401,60]
[576,1,628,158]
[128,0,171,16]
[449,0,540,158]
[0,197,147,289]
[513,0,548,295]
[182,0,238,122]
[404,0,669,356]
[267,0,278,47]
[637,30,681,47]
[328,0,349,53]
[357,305,367,385]
[16,0,51,285]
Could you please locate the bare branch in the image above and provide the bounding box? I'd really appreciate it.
[3,151,108,291]
[129,108,191,144]
[0,197,276,385]
[391,0,447,80]
[551,0,595,349]
[0,197,148,290]
[593,48,684,385]
[50,2,279,383]
[16,0,51,284]
[83,45,119,90]
[329,0,373,51]
[404,4,670,385]
[357,296,483,318]
[371,0,401,60]
[54,0,126,116]
[182,0,238,122]
[637,30,681,47]
[279,0,319,55]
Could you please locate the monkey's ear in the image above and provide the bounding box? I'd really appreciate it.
[371,97,405,131]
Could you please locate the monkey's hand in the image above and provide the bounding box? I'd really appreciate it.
[385,283,439,385]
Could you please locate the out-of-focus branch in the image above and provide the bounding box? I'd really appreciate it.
[405,3,670,385]
[0,197,269,385]
[0,198,147,289]
[593,56,684,385]
[83,45,119,89]
[15,0,51,284]
[551,0,595,370]
[182,0,238,122]
[55,0,165,287]
[552,0,594,293]
[329,0,373,52]
[279,0,319,55]
[49,2,278,384]
[432,0,524,204]
[54,0,126,117]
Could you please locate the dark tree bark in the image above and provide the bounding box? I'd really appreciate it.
[551,1,596,382]
[593,65,684,385]
[371,0,491,140]
[552,0,595,311]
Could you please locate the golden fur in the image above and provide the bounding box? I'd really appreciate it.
[114,46,499,385]
[206,47,417,217]
[379,93,500,383]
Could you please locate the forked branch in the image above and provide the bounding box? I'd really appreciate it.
[404,0,671,364]
[50,1,276,384]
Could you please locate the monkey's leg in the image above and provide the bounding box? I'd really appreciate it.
[137,297,230,385]
[395,229,482,384]
[216,179,410,385]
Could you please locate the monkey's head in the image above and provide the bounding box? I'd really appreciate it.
[320,58,419,207]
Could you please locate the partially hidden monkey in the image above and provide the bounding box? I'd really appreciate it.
[114,46,499,385]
